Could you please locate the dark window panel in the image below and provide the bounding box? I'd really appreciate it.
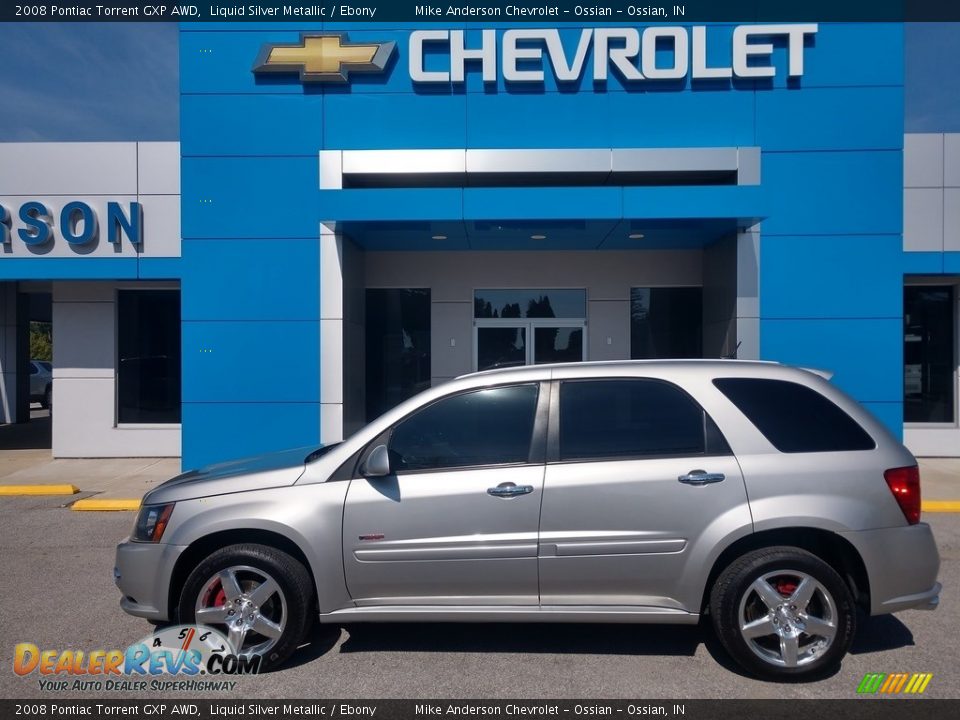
[713,378,875,453]
[631,287,703,359]
[904,285,956,424]
[365,289,431,421]
[117,290,181,424]
[559,379,710,461]
[477,326,526,372]
[534,327,583,365]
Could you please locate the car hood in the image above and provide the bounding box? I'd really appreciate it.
[143,445,317,505]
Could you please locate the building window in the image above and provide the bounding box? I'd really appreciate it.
[365,289,431,421]
[473,289,586,371]
[630,287,703,359]
[904,285,956,424]
[117,290,181,424]
[474,289,586,319]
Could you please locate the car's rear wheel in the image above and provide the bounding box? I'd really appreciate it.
[710,546,855,681]
[178,543,314,671]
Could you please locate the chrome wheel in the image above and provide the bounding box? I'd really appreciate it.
[194,565,287,657]
[737,570,838,668]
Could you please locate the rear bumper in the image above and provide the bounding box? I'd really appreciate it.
[841,522,941,615]
[906,582,941,611]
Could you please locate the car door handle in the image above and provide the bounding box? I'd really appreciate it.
[678,470,726,486]
[487,482,534,498]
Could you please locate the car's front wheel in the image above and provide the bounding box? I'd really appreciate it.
[710,546,855,681]
[178,543,314,670]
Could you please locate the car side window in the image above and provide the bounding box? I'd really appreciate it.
[388,384,540,473]
[713,378,876,453]
[559,378,721,461]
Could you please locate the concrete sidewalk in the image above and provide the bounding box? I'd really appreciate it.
[915,458,960,503]
[0,448,958,510]
[0,449,180,505]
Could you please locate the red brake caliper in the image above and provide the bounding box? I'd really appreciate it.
[205,581,226,608]
[775,579,798,597]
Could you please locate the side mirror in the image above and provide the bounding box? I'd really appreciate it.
[362,444,391,478]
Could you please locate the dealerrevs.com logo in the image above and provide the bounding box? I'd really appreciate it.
[13,625,259,693]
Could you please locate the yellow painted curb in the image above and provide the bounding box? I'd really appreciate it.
[922,500,960,513]
[71,498,141,512]
[0,484,80,496]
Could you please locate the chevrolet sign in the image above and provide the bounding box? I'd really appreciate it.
[410,25,819,83]
[253,25,818,87]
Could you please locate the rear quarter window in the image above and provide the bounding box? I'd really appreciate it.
[713,378,876,453]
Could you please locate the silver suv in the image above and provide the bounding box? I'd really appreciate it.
[114,360,940,680]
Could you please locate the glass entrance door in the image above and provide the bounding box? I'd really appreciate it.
[533,325,584,364]
[475,320,585,371]
[476,325,527,371]
[473,289,587,372]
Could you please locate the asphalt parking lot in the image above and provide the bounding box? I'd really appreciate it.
[0,495,957,700]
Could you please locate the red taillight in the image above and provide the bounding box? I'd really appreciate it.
[884,465,921,525]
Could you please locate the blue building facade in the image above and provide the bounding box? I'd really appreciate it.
[4,21,959,468]
[178,21,906,467]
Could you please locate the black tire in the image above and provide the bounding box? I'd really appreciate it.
[710,546,855,681]
[42,385,51,410]
[178,543,314,671]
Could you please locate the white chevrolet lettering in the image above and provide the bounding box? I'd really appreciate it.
[502,29,592,83]
[409,29,449,82]
[641,26,688,80]
[594,28,643,81]
[408,24,819,84]
[691,25,732,79]
[732,25,777,78]
[450,29,497,83]
[503,29,544,82]
[782,23,819,76]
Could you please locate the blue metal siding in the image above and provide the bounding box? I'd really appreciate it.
[181,401,320,469]
[177,21,909,467]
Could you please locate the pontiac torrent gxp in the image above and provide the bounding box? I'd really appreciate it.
[115,360,941,680]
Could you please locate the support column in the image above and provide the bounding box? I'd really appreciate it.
[319,223,344,444]
[701,225,760,360]
[736,225,761,360]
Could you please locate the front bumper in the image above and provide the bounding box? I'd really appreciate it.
[841,522,941,615]
[114,538,188,623]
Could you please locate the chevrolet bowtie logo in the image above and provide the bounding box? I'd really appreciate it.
[252,33,395,83]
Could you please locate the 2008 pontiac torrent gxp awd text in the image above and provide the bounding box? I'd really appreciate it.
[114,360,941,681]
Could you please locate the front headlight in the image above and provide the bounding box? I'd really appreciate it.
[132,503,176,543]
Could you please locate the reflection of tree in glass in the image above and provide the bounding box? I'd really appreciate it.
[630,289,651,322]
[474,298,494,318]
[501,302,522,318]
[527,295,556,319]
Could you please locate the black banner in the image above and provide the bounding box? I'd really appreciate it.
[1,700,956,720]
[3,0,960,23]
